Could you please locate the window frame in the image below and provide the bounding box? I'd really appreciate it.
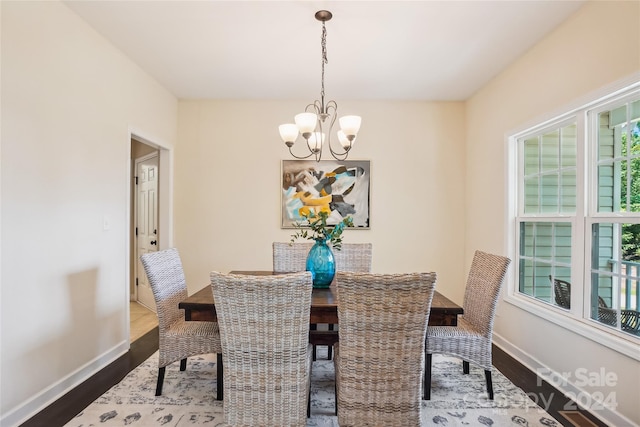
[506,79,640,361]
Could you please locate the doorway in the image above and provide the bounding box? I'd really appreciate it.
[134,152,159,310]
[130,137,161,340]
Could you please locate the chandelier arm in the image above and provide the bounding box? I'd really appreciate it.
[308,136,323,159]
[327,144,352,159]
[327,150,351,162]
[304,101,325,159]
[306,101,322,116]
[324,99,337,123]
[287,145,317,160]
[327,135,352,157]
[313,105,326,161]
[323,100,352,160]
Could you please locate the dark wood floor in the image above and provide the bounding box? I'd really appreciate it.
[492,346,608,427]
[20,332,607,427]
[20,327,160,427]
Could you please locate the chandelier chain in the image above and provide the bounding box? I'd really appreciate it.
[320,21,327,107]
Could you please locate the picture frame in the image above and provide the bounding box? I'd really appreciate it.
[281,159,370,229]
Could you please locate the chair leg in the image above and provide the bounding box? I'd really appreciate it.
[334,382,338,416]
[485,369,494,400]
[155,367,166,396]
[327,324,334,360]
[463,360,470,374]
[424,353,432,400]
[180,358,187,371]
[311,324,317,361]
[307,387,311,418]
[216,353,224,401]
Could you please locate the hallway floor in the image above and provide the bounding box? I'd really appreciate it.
[130,301,157,342]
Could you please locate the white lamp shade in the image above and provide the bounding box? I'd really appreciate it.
[339,115,362,136]
[308,132,325,150]
[295,112,318,134]
[279,124,299,143]
[337,130,354,149]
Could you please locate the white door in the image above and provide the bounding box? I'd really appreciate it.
[135,153,159,312]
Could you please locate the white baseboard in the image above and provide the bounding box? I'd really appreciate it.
[493,333,638,427]
[0,341,129,427]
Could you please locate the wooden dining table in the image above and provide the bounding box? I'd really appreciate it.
[179,271,464,346]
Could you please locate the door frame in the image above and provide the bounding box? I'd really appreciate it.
[127,130,173,342]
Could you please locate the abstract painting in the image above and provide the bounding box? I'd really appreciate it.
[281,160,370,228]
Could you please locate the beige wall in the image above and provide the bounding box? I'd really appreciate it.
[175,100,467,299]
[466,1,640,425]
[0,1,177,425]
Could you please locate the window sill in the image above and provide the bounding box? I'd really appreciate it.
[503,293,640,361]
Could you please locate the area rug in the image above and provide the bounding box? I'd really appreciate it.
[65,348,560,426]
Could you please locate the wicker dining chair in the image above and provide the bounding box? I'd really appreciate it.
[334,272,437,426]
[272,242,373,273]
[272,242,373,360]
[210,271,313,426]
[327,243,373,359]
[272,241,313,273]
[140,248,223,397]
[424,250,511,400]
[333,243,373,273]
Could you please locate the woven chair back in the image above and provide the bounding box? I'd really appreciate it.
[461,251,511,337]
[210,271,313,426]
[272,242,313,272]
[140,248,188,334]
[335,271,437,426]
[273,242,372,273]
[333,243,373,272]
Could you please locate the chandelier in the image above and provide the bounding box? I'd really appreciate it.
[279,10,362,162]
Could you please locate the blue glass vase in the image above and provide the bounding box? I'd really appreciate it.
[306,239,335,288]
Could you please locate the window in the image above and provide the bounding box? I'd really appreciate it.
[513,86,640,342]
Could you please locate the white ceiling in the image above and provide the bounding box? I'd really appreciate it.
[63,0,586,101]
